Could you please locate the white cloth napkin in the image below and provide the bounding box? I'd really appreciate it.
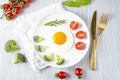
[13,3,65,70]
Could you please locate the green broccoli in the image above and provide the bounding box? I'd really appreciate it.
[14,53,26,64]
[44,53,53,61]
[56,55,64,65]
[34,36,45,43]
[38,45,47,52]
[5,40,20,53]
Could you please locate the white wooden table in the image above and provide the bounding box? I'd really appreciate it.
[0,0,120,80]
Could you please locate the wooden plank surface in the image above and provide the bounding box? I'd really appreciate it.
[0,0,120,80]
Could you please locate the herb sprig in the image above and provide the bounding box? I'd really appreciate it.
[44,19,66,26]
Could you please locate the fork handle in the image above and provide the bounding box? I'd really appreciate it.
[90,39,96,70]
[95,34,102,52]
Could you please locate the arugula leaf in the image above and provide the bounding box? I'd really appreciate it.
[44,19,66,26]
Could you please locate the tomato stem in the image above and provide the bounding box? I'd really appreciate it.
[7,1,19,12]
[0,13,5,19]
[0,0,20,19]
[55,73,59,78]
[78,76,82,79]
[0,11,5,19]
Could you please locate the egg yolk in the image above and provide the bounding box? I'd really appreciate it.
[53,32,66,45]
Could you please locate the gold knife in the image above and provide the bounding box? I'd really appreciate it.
[90,11,97,70]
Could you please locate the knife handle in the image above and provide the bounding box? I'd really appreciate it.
[90,39,96,70]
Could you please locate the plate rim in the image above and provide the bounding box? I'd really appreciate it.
[34,11,90,68]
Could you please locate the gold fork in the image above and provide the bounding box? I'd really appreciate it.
[96,13,108,51]
[91,13,108,70]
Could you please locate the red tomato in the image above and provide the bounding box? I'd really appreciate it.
[3,4,10,12]
[18,1,26,9]
[75,68,83,79]
[70,21,79,30]
[12,6,21,15]
[75,42,85,50]
[28,0,32,3]
[76,31,86,39]
[6,12,14,20]
[25,0,32,3]
[55,71,67,79]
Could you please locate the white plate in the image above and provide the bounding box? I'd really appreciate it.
[33,11,90,68]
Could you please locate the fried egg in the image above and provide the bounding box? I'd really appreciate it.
[49,27,74,53]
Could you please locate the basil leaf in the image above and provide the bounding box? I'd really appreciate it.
[64,1,81,7]
[81,0,91,5]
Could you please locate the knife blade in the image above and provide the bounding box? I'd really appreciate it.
[91,11,97,39]
[90,10,97,70]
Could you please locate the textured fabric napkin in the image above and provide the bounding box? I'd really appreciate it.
[13,3,65,70]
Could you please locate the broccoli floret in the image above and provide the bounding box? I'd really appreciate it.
[34,36,45,43]
[14,53,26,64]
[56,55,64,65]
[5,40,20,53]
[38,45,47,52]
[44,53,53,61]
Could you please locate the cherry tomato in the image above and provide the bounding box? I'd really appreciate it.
[70,21,79,30]
[12,6,21,15]
[3,4,10,12]
[28,0,32,3]
[55,71,67,79]
[75,42,85,50]
[25,0,32,3]
[18,1,26,9]
[76,31,86,39]
[75,68,83,79]
[6,12,14,20]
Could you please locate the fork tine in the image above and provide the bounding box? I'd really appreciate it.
[99,14,104,23]
[100,13,108,24]
[103,13,108,24]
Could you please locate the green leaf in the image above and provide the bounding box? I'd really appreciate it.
[12,10,17,15]
[19,1,25,7]
[16,0,21,2]
[64,0,91,8]
[64,1,81,7]
[78,76,82,79]
[10,0,15,2]
[5,16,10,21]
[0,5,4,9]
[24,0,29,3]
[55,73,59,78]
[44,19,66,26]
[81,0,91,5]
